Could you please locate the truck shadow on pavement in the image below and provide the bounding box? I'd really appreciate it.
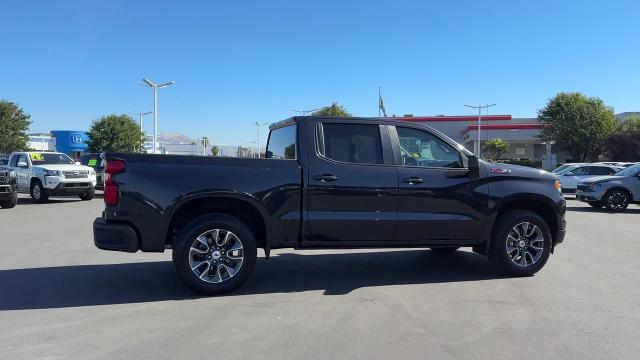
[0,250,509,311]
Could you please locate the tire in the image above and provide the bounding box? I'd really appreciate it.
[587,201,603,209]
[489,210,552,277]
[0,196,17,209]
[172,214,257,295]
[603,189,629,212]
[30,179,49,203]
[429,247,460,255]
[79,187,95,200]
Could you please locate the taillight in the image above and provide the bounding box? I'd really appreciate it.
[104,159,126,206]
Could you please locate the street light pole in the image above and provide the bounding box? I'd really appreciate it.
[251,122,268,158]
[464,103,496,158]
[139,78,175,154]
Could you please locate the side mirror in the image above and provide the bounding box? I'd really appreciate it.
[17,161,28,168]
[468,155,480,178]
[565,172,574,176]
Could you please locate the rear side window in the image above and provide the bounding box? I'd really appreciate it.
[321,123,383,164]
[266,125,296,159]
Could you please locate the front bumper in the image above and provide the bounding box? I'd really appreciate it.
[575,190,601,202]
[93,217,139,252]
[45,182,94,195]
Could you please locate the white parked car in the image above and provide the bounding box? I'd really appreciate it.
[7,152,97,202]
[555,164,622,194]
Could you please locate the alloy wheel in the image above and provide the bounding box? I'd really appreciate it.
[606,191,628,210]
[188,229,244,283]
[505,222,544,267]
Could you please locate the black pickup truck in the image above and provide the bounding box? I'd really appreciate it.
[0,166,18,208]
[94,116,566,294]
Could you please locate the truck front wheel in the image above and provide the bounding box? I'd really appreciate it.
[30,179,49,203]
[172,214,257,295]
[490,210,552,277]
[79,187,95,200]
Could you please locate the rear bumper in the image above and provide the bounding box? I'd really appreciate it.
[93,217,139,252]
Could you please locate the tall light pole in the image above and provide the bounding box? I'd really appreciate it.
[129,111,153,133]
[251,121,268,158]
[464,103,496,158]
[140,78,175,154]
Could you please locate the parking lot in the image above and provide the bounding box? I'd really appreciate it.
[0,194,639,360]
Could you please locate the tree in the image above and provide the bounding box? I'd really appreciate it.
[0,100,32,154]
[211,145,220,157]
[537,92,617,162]
[311,102,352,117]
[603,116,640,161]
[86,114,144,153]
[482,138,510,159]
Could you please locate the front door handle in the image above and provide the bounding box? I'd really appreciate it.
[313,174,338,182]
[402,176,424,184]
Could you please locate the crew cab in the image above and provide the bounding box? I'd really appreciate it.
[7,152,97,203]
[94,117,567,294]
[576,163,640,211]
[0,165,18,208]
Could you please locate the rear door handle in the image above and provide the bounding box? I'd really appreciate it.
[313,174,338,182]
[402,176,424,184]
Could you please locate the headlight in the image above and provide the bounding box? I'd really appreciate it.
[89,168,96,175]
[44,170,60,176]
[590,183,603,192]
[9,171,16,178]
[554,180,562,192]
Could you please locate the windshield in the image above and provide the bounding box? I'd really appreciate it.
[29,153,75,165]
[79,154,104,170]
[555,164,581,176]
[615,164,640,177]
[552,164,576,174]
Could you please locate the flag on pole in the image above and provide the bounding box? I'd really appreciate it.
[378,86,387,117]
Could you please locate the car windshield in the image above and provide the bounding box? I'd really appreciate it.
[79,154,104,170]
[29,153,75,165]
[555,164,581,175]
[552,164,576,174]
[615,164,640,177]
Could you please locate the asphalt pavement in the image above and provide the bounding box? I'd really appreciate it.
[1,194,639,360]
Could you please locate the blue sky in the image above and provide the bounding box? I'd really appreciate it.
[2,0,639,145]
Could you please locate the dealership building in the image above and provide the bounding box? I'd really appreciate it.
[27,130,89,158]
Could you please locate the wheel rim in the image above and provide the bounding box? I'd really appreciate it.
[33,184,41,199]
[188,229,244,284]
[505,222,544,267]
[606,191,627,210]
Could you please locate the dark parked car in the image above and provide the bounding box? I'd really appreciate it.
[94,117,567,294]
[0,166,18,208]
[79,153,105,190]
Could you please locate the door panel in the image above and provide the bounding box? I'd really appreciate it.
[392,126,485,242]
[304,122,398,242]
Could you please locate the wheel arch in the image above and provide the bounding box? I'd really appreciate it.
[166,194,270,256]
[484,195,560,254]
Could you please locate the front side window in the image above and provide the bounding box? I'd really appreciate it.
[266,125,296,159]
[396,127,462,168]
[569,166,588,175]
[320,123,383,164]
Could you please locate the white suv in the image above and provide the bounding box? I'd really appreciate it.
[7,152,97,203]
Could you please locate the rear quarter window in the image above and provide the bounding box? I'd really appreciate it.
[266,125,296,159]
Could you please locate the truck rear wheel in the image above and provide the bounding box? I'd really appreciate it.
[490,210,552,276]
[172,214,257,295]
[30,179,49,203]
